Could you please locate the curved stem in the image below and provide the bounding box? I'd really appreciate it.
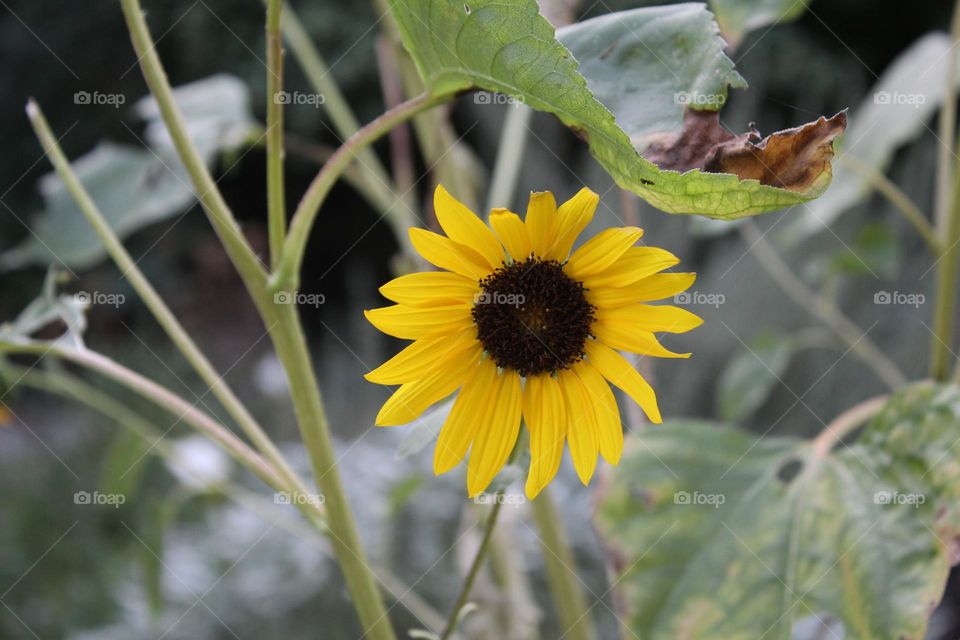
[266,0,287,267]
[26,100,311,506]
[274,92,445,292]
[838,155,941,254]
[440,498,506,640]
[811,393,888,458]
[739,221,908,390]
[529,487,594,640]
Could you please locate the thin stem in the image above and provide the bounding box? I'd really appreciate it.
[930,163,960,380]
[811,393,889,458]
[0,340,282,490]
[26,99,311,506]
[376,35,418,213]
[935,0,960,231]
[118,0,269,299]
[274,92,444,292]
[739,221,908,390]
[839,155,941,254]
[485,104,533,213]
[529,487,595,640]
[440,498,507,640]
[267,302,396,640]
[266,0,287,268]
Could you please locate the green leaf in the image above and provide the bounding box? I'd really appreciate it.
[782,33,957,243]
[0,268,87,348]
[708,0,809,48]
[4,75,258,270]
[597,384,960,640]
[388,0,839,219]
[717,333,795,422]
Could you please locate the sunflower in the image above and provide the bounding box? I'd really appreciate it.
[365,185,701,499]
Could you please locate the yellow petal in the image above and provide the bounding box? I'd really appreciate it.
[592,321,690,359]
[596,304,703,334]
[525,191,559,258]
[547,188,598,261]
[434,358,496,475]
[585,341,662,424]
[434,185,505,269]
[379,271,479,307]
[586,273,697,307]
[489,209,533,262]
[564,227,644,280]
[409,228,491,280]
[574,361,623,465]
[364,303,472,340]
[466,368,523,497]
[365,331,478,384]
[559,368,598,485]
[523,374,567,499]
[581,247,680,289]
[375,344,482,426]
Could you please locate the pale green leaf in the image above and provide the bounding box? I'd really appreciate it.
[389,0,838,219]
[717,333,796,422]
[597,384,960,640]
[709,0,809,48]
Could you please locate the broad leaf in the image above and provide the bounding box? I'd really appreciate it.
[597,384,960,640]
[3,75,258,270]
[389,0,842,218]
[708,0,809,48]
[782,33,957,243]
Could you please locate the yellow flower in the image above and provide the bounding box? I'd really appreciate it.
[365,185,701,499]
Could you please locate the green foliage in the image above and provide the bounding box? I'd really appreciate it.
[597,384,960,640]
[387,0,836,219]
[717,332,796,422]
[709,0,809,47]
[0,268,86,348]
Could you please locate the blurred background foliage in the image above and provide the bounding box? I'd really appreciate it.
[1,0,960,638]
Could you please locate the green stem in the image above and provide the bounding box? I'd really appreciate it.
[119,0,269,298]
[0,340,283,490]
[116,3,399,635]
[440,498,507,640]
[838,155,941,254]
[529,487,595,640]
[273,92,445,292]
[930,168,960,380]
[739,221,908,390]
[26,100,311,508]
[266,0,287,268]
[935,0,960,231]
[811,393,889,458]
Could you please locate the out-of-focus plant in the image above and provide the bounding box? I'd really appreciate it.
[2,0,960,639]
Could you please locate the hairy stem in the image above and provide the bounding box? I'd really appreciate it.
[274,92,444,292]
[530,488,595,640]
[26,99,311,509]
[266,0,287,267]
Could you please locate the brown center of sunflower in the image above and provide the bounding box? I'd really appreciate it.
[472,258,595,377]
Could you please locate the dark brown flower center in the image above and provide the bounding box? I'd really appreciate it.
[472,258,595,377]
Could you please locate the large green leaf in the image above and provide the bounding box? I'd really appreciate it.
[388,0,839,218]
[597,384,960,639]
[3,75,258,270]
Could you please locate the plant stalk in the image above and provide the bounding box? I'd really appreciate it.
[266,0,287,268]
